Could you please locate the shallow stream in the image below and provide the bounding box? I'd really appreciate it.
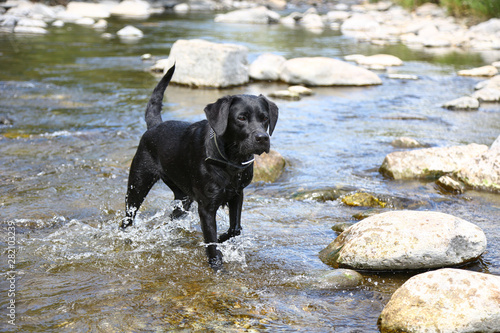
[1,12,500,332]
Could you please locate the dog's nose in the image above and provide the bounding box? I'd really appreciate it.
[254,132,269,143]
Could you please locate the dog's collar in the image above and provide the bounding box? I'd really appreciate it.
[205,128,254,171]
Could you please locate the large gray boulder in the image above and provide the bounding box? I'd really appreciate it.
[279,57,382,86]
[65,2,112,19]
[109,0,151,19]
[379,144,489,180]
[167,39,249,88]
[319,211,486,270]
[341,14,380,32]
[454,136,500,193]
[214,6,280,24]
[379,268,500,333]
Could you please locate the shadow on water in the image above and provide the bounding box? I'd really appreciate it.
[1,11,500,332]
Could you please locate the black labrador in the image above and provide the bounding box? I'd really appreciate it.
[120,65,278,270]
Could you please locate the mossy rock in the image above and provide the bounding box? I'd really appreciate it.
[341,192,387,208]
[253,149,286,183]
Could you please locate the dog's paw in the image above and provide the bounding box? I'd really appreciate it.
[170,207,188,220]
[119,218,133,230]
[218,228,241,243]
[208,250,224,272]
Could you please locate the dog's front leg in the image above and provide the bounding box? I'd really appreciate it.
[218,192,243,243]
[198,205,223,271]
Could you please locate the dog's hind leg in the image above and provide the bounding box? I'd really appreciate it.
[161,178,193,219]
[121,151,159,229]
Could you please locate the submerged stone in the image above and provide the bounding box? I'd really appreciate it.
[291,186,357,202]
[319,210,487,270]
[341,192,387,208]
[308,269,363,290]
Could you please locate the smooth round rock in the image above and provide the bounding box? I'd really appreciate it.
[379,268,500,332]
[319,211,487,270]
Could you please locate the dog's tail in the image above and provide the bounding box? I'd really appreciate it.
[145,64,175,130]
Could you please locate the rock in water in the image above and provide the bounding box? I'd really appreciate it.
[379,268,500,333]
[249,53,286,81]
[379,144,488,179]
[167,39,249,88]
[279,57,382,86]
[319,211,486,270]
[253,150,285,183]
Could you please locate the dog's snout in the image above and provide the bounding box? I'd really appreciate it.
[254,132,269,143]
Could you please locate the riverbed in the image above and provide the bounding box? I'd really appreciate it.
[1,11,500,332]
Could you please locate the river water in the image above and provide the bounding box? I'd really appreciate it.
[1,12,500,332]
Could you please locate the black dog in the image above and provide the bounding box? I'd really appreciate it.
[120,65,278,270]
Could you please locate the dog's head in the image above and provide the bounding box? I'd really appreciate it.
[204,94,278,158]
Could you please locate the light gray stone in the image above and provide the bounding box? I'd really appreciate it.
[341,14,379,32]
[75,17,95,26]
[475,75,500,90]
[387,73,419,80]
[110,0,150,19]
[319,211,487,270]
[308,269,363,289]
[65,1,112,19]
[16,17,47,28]
[471,87,500,102]
[379,144,489,179]
[167,39,249,88]
[249,53,286,81]
[288,85,313,96]
[492,135,500,150]
[470,18,500,35]
[455,143,500,193]
[436,175,465,194]
[458,65,499,77]
[13,25,47,34]
[351,54,403,69]
[390,137,424,148]
[214,6,280,24]
[279,57,382,86]
[268,90,300,100]
[116,25,143,38]
[300,11,324,31]
[442,96,480,110]
[325,10,350,22]
[379,269,500,333]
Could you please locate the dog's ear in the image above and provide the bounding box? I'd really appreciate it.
[204,96,233,136]
[260,95,279,136]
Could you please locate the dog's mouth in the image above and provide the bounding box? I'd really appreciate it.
[253,146,270,155]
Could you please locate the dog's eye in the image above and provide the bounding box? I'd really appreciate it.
[262,115,269,122]
[237,115,247,121]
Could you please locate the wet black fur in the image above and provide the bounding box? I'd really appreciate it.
[121,65,278,271]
